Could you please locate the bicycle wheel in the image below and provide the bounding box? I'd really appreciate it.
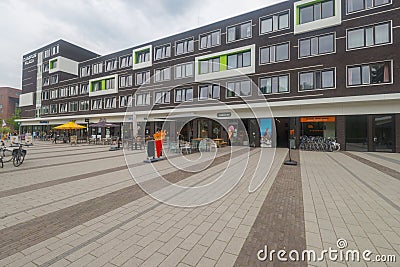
[1,148,13,162]
[13,152,24,167]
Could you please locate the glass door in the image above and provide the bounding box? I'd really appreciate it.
[373,115,394,152]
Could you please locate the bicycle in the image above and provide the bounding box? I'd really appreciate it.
[0,141,27,167]
[1,141,13,168]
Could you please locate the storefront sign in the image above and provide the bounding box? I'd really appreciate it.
[23,53,37,65]
[217,112,231,118]
[300,117,335,123]
[39,121,49,124]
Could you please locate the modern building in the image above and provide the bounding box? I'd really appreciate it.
[19,0,400,152]
[0,87,21,122]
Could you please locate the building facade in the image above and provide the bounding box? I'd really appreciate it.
[0,87,20,122]
[19,0,400,152]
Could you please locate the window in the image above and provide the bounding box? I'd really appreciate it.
[175,62,193,79]
[91,99,102,110]
[199,84,220,100]
[92,63,103,74]
[104,97,116,109]
[50,89,58,99]
[299,33,335,58]
[50,104,57,114]
[227,50,251,69]
[69,102,78,112]
[299,0,334,24]
[155,91,170,104]
[260,42,289,64]
[347,0,390,13]
[69,85,78,96]
[50,59,58,70]
[347,61,391,86]
[175,88,193,102]
[260,75,289,94]
[155,44,171,60]
[119,75,133,88]
[50,75,58,84]
[59,87,68,98]
[120,55,133,68]
[299,68,335,90]
[59,103,68,113]
[43,63,49,73]
[227,21,252,42]
[347,22,391,50]
[51,45,59,56]
[136,71,150,85]
[105,59,118,71]
[79,100,89,111]
[42,91,49,100]
[135,49,150,63]
[227,80,252,97]
[44,49,51,58]
[80,84,89,94]
[200,30,221,49]
[136,93,151,106]
[200,58,220,74]
[119,95,133,108]
[92,81,101,92]
[43,77,50,86]
[42,105,49,115]
[154,67,171,82]
[260,11,289,34]
[81,66,90,77]
[105,78,115,89]
[176,38,194,55]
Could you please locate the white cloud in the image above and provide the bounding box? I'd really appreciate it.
[0,0,287,88]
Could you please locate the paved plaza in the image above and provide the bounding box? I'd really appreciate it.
[0,142,399,266]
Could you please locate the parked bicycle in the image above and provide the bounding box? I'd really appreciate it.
[299,136,340,152]
[0,141,27,167]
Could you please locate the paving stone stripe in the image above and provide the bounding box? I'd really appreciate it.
[234,150,307,267]
[0,148,250,261]
[24,145,108,156]
[342,152,400,181]
[327,153,400,213]
[38,148,261,267]
[0,153,123,174]
[27,148,114,161]
[361,152,400,165]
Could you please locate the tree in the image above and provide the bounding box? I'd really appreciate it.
[0,126,11,134]
[6,107,21,131]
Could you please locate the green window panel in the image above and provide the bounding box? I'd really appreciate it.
[199,49,251,74]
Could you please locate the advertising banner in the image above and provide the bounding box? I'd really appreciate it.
[260,118,273,148]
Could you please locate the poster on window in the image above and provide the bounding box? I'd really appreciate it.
[259,118,273,148]
[25,133,33,145]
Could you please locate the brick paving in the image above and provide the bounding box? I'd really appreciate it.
[235,150,307,267]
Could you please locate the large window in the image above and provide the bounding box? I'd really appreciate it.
[299,0,334,24]
[227,21,252,42]
[91,99,102,110]
[347,22,391,50]
[227,80,251,97]
[175,88,193,103]
[154,67,171,82]
[80,84,89,94]
[227,50,251,69]
[199,84,220,100]
[81,66,90,77]
[50,89,58,99]
[92,63,103,74]
[50,75,58,85]
[50,104,57,114]
[105,59,118,71]
[135,49,150,64]
[105,78,115,90]
[42,91,49,100]
[200,57,220,74]
[260,75,289,94]
[299,69,335,90]
[79,100,89,111]
[175,62,193,79]
[59,103,68,113]
[119,95,133,108]
[155,91,170,104]
[59,87,68,98]
[69,102,78,112]
[260,11,289,34]
[104,97,116,109]
[200,30,221,49]
[136,71,150,85]
[120,55,133,68]
[43,77,50,86]
[136,93,150,106]
[91,81,101,92]
[299,33,335,58]
[155,44,171,60]
[41,105,49,115]
[260,42,289,64]
[119,75,133,88]
[69,85,78,96]
[347,0,390,13]
[347,61,391,86]
[176,38,194,55]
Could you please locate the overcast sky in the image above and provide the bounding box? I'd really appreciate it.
[0,0,286,89]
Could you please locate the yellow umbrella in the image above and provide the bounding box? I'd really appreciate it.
[54,121,86,130]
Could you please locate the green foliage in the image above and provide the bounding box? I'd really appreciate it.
[0,126,11,134]
[5,107,21,131]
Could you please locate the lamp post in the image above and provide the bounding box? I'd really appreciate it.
[284,117,298,166]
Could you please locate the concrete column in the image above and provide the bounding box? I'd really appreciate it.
[336,115,345,150]
[395,114,400,153]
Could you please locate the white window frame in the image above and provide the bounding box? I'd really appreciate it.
[154,91,171,105]
[91,99,103,110]
[199,29,221,50]
[346,0,392,15]
[154,67,172,83]
[69,101,78,112]
[80,84,89,94]
[226,20,252,44]
[104,97,117,109]
[105,58,118,72]
[226,80,252,98]
[259,10,290,35]
[119,95,133,108]
[135,93,151,106]
[259,41,290,65]
[59,103,68,113]
[81,65,91,77]
[175,87,194,103]
[119,54,133,68]
[346,60,393,88]
[175,37,195,56]
[50,75,58,85]
[298,32,336,59]
[346,21,392,51]
[198,84,221,101]
[92,62,103,75]
[135,71,151,86]
[174,62,194,79]
[298,67,337,92]
[79,100,89,111]
[258,74,291,95]
[119,75,133,88]
[154,43,172,61]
